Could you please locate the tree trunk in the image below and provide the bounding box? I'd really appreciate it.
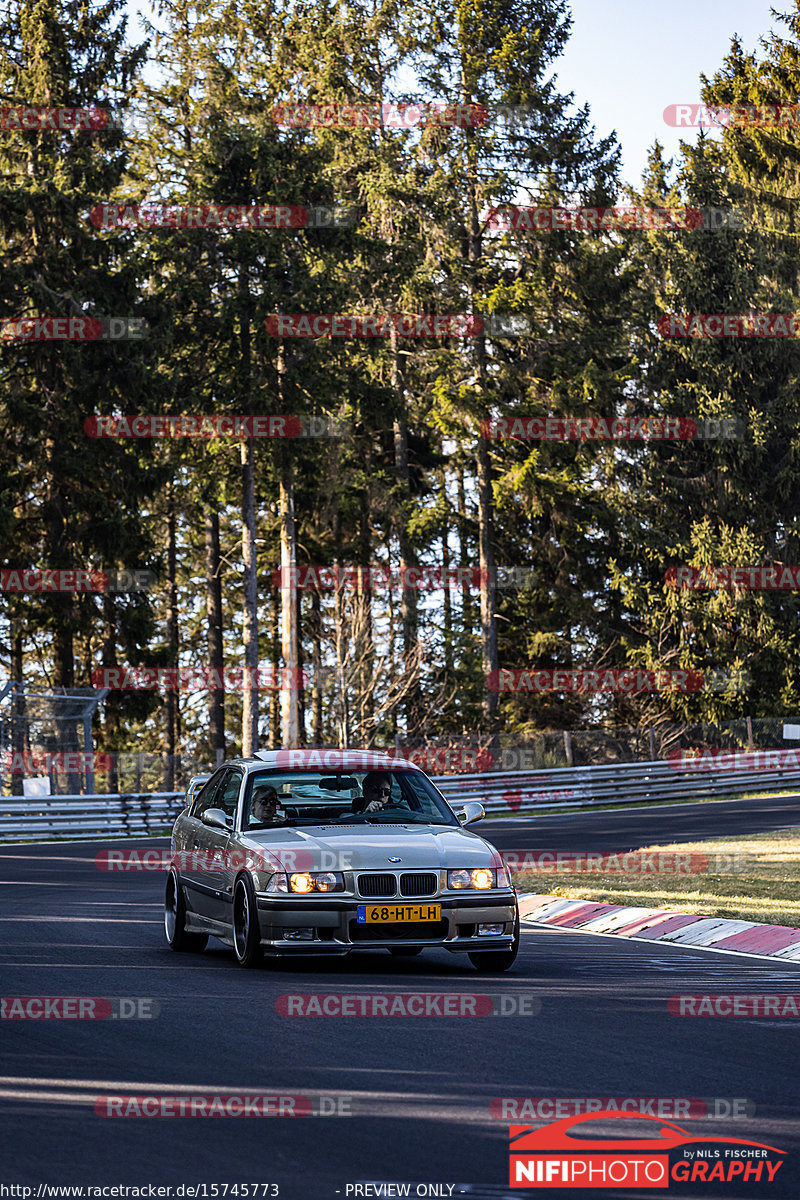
[334,576,350,747]
[385,524,397,743]
[332,512,349,746]
[310,588,323,744]
[239,258,258,757]
[296,583,305,745]
[354,489,373,743]
[44,446,75,692]
[205,507,225,763]
[163,489,178,790]
[391,329,422,735]
[466,122,499,736]
[440,467,453,682]
[102,594,120,793]
[457,464,473,640]
[280,467,299,747]
[476,433,499,732]
[269,581,281,748]
[10,630,24,796]
[241,436,259,756]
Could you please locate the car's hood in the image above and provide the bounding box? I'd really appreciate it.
[237,823,498,872]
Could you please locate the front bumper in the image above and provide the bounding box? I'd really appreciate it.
[254,892,517,955]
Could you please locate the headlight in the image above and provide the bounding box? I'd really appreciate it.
[289,871,344,893]
[314,872,341,892]
[264,871,345,893]
[447,868,500,889]
[290,872,315,893]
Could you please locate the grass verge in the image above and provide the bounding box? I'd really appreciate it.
[512,826,800,927]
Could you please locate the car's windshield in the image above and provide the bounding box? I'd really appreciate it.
[243,769,458,829]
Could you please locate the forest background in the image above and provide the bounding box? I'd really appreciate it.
[3,0,800,783]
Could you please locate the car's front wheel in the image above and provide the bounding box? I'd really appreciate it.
[468,908,520,973]
[164,869,208,952]
[233,874,263,968]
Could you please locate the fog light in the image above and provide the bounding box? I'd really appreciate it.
[283,928,315,940]
[477,923,503,935]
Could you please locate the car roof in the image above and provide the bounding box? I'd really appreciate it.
[220,749,424,774]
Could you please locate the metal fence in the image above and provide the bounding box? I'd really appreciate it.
[2,758,800,842]
[0,792,185,842]
[435,758,800,810]
[4,712,800,795]
[396,716,800,770]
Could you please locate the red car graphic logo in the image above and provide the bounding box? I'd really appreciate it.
[511,1110,784,1153]
[509,1111,786,1189]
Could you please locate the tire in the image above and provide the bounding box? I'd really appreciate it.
[468,907,520,973]
[389,947,423,956]
[165,869,208,953]
[233,874,263,968]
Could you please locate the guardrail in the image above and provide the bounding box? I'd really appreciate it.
[2,760,800,842]
[434,759,800,812]
[0,792,184,842]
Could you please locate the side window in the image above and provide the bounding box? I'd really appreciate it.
[216,770,243,822]
[192,770,227,819]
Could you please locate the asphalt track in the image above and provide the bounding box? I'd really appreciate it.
[475,792,800,852]
[1,802,799,1200]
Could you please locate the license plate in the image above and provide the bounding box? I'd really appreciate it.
[357,903,441,924]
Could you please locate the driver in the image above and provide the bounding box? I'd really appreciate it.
[359,771,409,814]
[249,783,286,827]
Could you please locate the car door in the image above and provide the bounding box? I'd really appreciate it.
[198,768,244,926]
[182,769,228,920]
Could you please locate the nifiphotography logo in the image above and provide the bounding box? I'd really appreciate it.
[508,1111,786,1188]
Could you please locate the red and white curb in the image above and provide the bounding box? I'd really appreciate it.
[518,893,800,962]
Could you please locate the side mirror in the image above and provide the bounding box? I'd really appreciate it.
[456,801,485,826]
[202,807,231,831]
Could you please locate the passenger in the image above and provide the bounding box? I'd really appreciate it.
[249,784,286,827]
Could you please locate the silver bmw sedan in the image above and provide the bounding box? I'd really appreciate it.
[165,748,519,971]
